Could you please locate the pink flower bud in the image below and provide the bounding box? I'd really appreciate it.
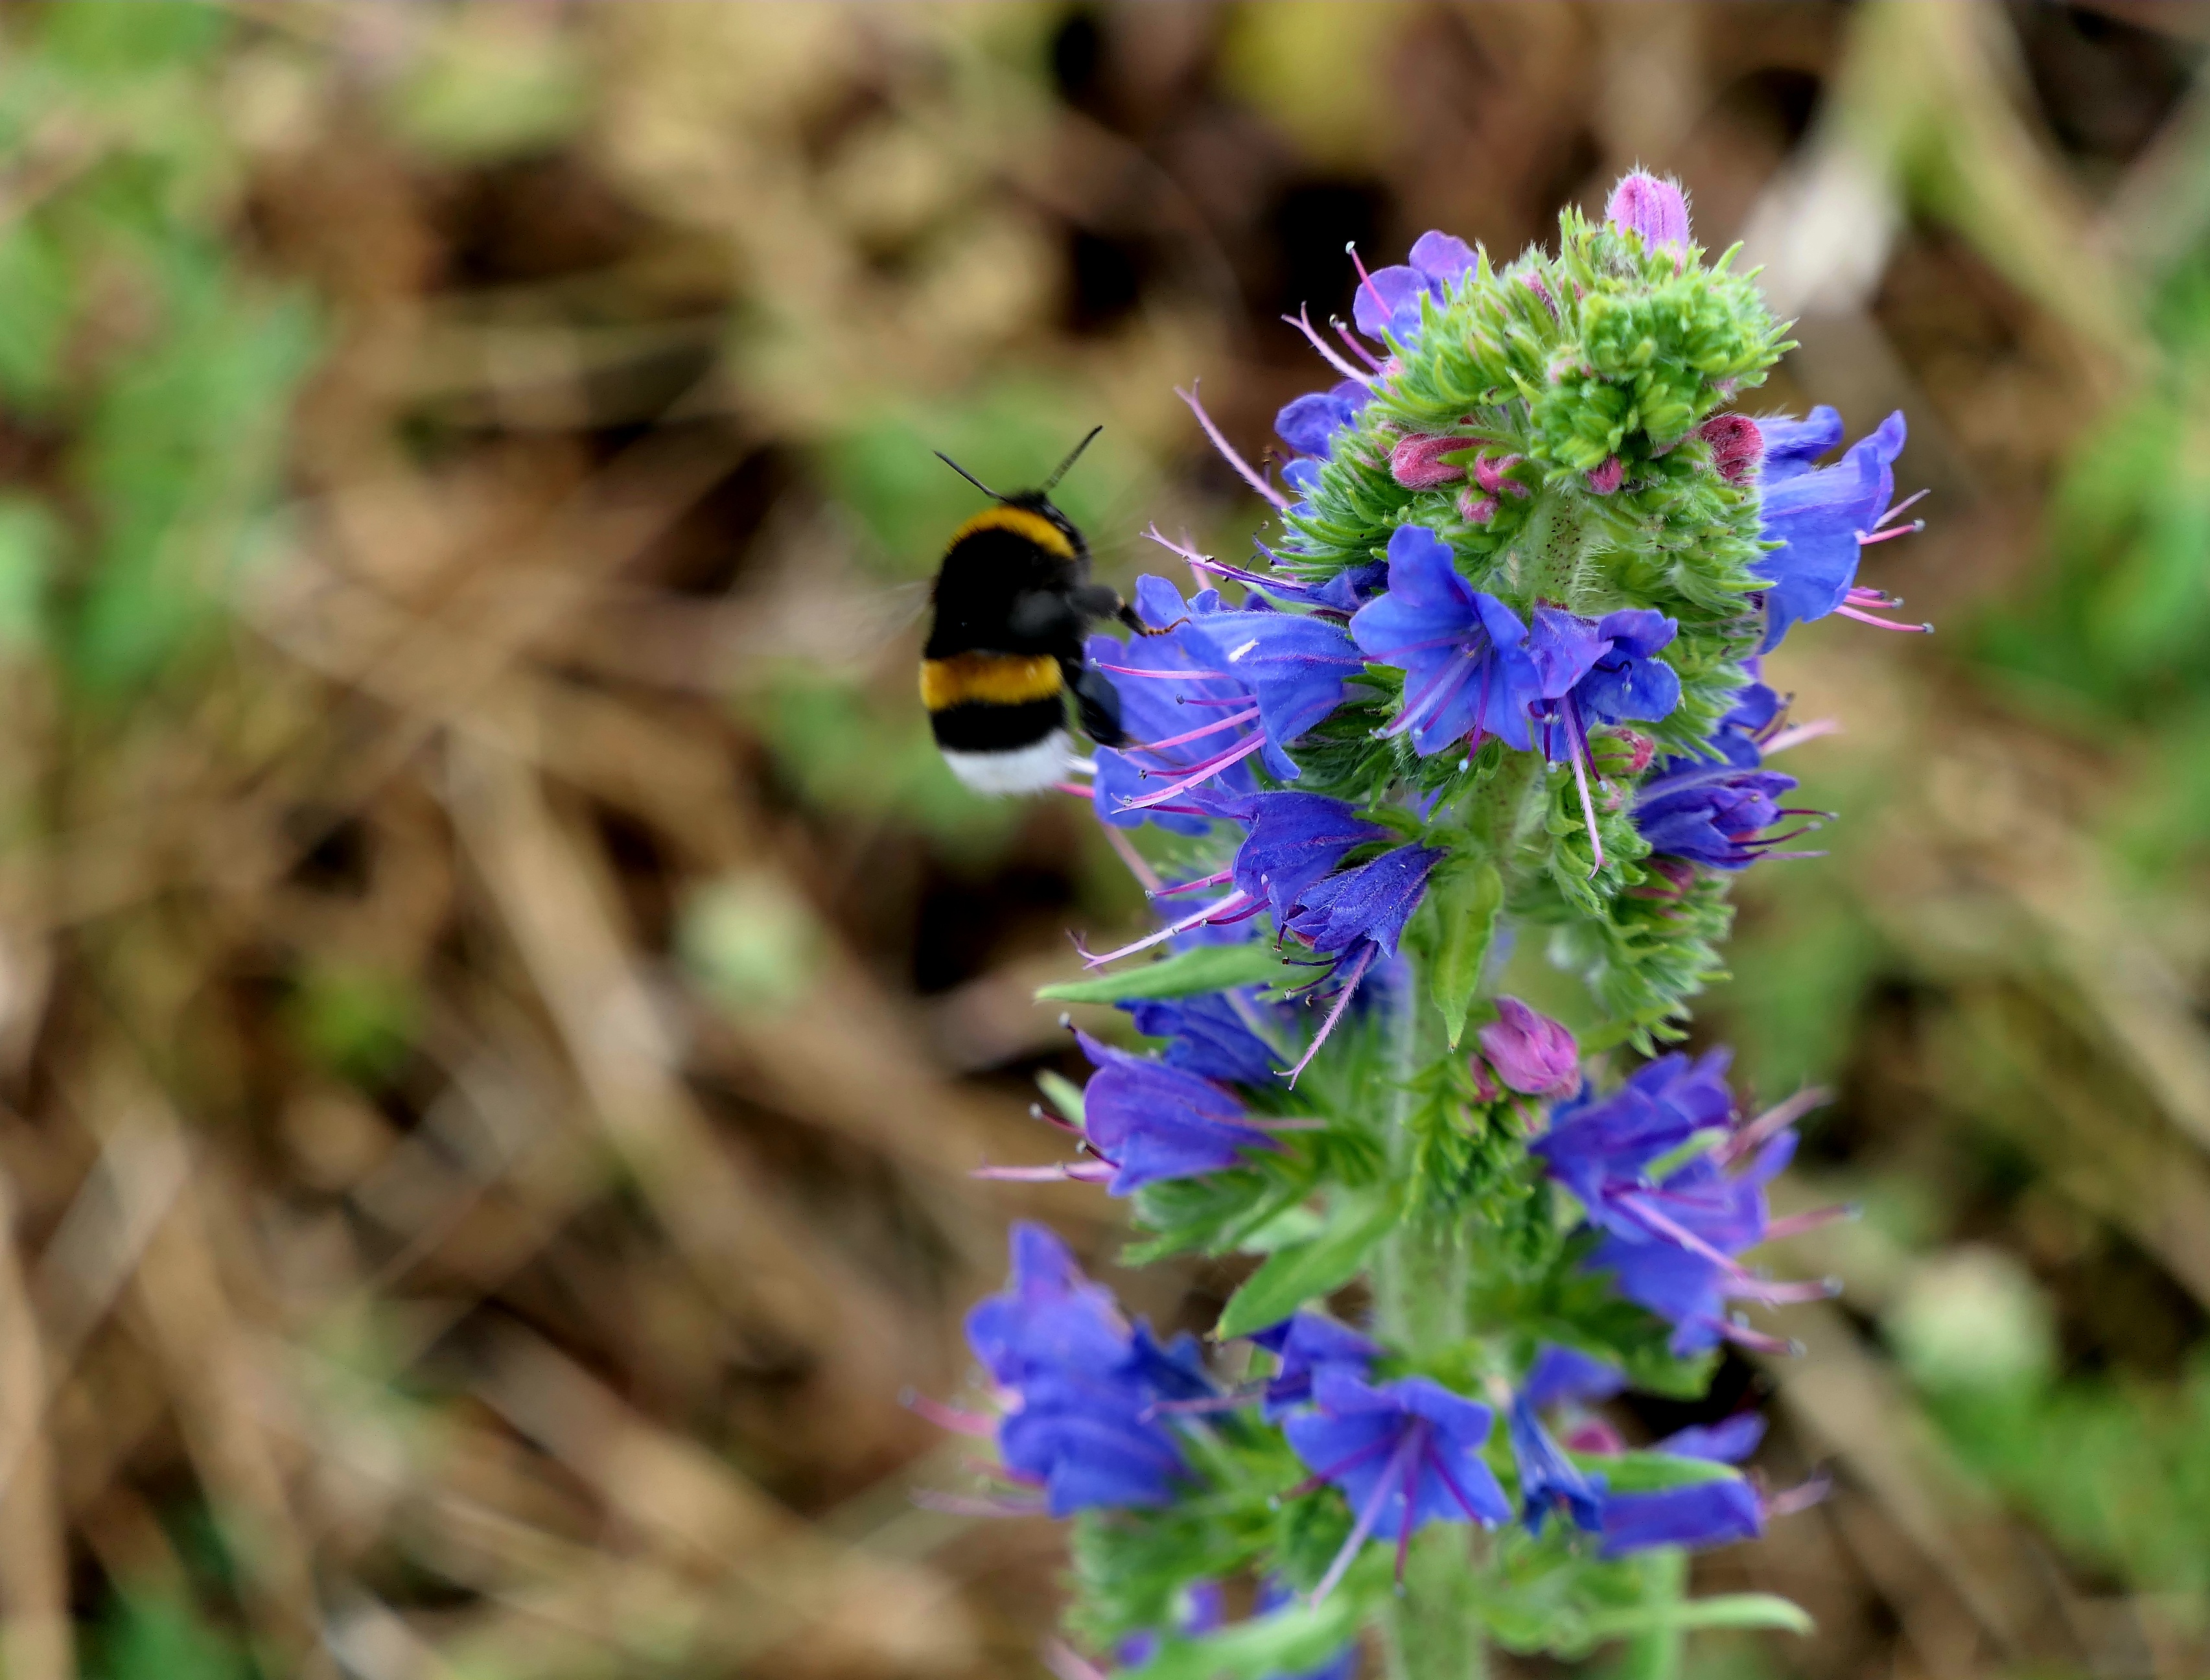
[1697,413,1762,485]
[1456,488,1498,525]
[1476,997,1581,1099]
[1603,729,1657,775]
[1472,452,1528,497]
[1585,455,1625,495]
[1605,171,1692,248]
[1390,433,1468,489]
[1520,272,1558,316]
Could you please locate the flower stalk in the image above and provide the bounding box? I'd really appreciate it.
[917,171,1918,1679]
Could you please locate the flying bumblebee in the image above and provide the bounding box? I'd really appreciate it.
[921,427,1150,794]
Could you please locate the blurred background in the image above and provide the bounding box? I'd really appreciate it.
[0,2,2205,1677]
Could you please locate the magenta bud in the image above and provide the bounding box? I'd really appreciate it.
[1520,272,1558,316]
[1602,729,1657,776]
[1697,413,1762,485]
[1605,170,1692,248]
[1390,434,1468,489]
[1472,451,1528,496]
[1585,455,1625,495]
[1476,997,1581,1098]
[1563,1419,1626,1454]
[1456,488,1498,525]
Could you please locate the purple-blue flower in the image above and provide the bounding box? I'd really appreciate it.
[1124,990,1283,1087]
[1507,1394,1607,1535]
[1633,672,1817,871]
[1352,230,1480,345]
[1754,409,1914,649]
[1076,1031,1279,1193]
[1281,843,1444,962]
[1522,1344,1625,1411]
[1187,607,1365,756]
[1350,524,1542,754]
[1276,379,1370,460]
[1228,792,1392,922]
[964,1224,1209,1515]
[1088,575,1290,835]
[1600,1476,1763,1558]
[1251,1311,1382,1420]
[1531,1049,1736,1214]
[1285,1368,1510,1600]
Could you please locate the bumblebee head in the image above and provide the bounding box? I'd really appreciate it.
[933,425,1100,532]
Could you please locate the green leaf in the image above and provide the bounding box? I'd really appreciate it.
[1581,1592,1814,1642]
[1568,1451,1739,1493]
[1427,856,1503,1047]
[1036,1069,1086,1127]
[1039,942,1302,1005]
[1215,1196,1398,1338]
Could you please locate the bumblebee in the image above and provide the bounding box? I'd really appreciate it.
[922,427,1145,794]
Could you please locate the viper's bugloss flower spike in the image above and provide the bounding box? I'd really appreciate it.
[1604,170,1692,248]
[1285,1369,1510,1602]
[1477,997,1582,1097]
[1351,524,1543,754]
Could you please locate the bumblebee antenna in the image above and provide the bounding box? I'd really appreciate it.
[1041,425,1104,493]
[934,451,1003,500]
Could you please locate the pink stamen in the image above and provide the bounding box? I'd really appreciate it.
[1760,719,1840,755]
[1713,1318,1799,1357]
[971,1160,1115,1184]
[1120,732,1269,810]
[1612,1193,1756,1279]
[1252,1115,1331,1132]
[1311,1419,1425,1605]
[1727,1275,1841,1306]
[1854,520,1923,547]
[1281,942,1377,1087]
[1129,705,1261,754]
[1178,382,1291,510]
[1331,317,1385,371]
[911,1489,1047,1517]
[1874,487,1930,529]
[1563,703,1605,876]
[1718,1087,1831,1164]
[901,1389,997,1437]
[1152,868,1235,898]
[1846,587,1904,608]
[1763,1469,1833,1519]
[1078,889,1253,966]
[1099,822,1165,893]
[1833,605,1933,633]
[1095,661,1232,681]
[1762,1203,1859,1242]
[1423,1440,1496,1528]
[1344,242,1393,331]
[1042,1640,1111,1680]
[1281,305,1374,384]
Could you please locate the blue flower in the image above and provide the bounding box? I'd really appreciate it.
[1600,1477,1763,1558]
[1187,607,1366,755]
[1226,791,1392,921]
[1531,1049,1735,1215]
[964,1224,1210,1515]
[1088,575,1290,835]
[1506,1394,1607,1535]
[1251,1311,1381,1420]
[1123,990,1283,1086]
[1754,410,1913,649]
[1276,379,1371,460]
[1633,671,1818,871]
[1523,605,1682,872]
[1521,1344,1625,1410]
[1351,230,1480,345]
[1285,1368,1510,1600]
[1349,524,1542,754]
[1076,1031,1279,1193]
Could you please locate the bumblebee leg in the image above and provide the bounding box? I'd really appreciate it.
[1069,660,1126,747]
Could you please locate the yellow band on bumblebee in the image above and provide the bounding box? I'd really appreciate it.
[948,504,1076,560]
[920,652,1064,710]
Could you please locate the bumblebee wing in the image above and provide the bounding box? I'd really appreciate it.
[727,573,931,681]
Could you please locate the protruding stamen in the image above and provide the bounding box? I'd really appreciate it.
[1345,240,1392,330]
[1834,605,1934,634]
[1095,661,1233,681]
[1151,868,1234,897]
[1763,1468,1833,1519]
[1098,822,1165,893]
[911,1489,1048,1518]
[1760,719,1841,755]
[1762,1203,1860,1242]
[1310,1418,1425,1605]
[1874,487,1930,529]
[1120,732,1269,810]
[1281,305,1375,384]
[901,1388,997,1437]
[1712,1318,1799,1356]
[1718,1086,1832,1163]
[1128,706,1261,754]
[1563,703,1606,876]
[1177,382,1291,510]
[970,1160,1115,1184]
[1329,316,1385,371]
[1281,942,1376,1087]
[1076,888,1254,966]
